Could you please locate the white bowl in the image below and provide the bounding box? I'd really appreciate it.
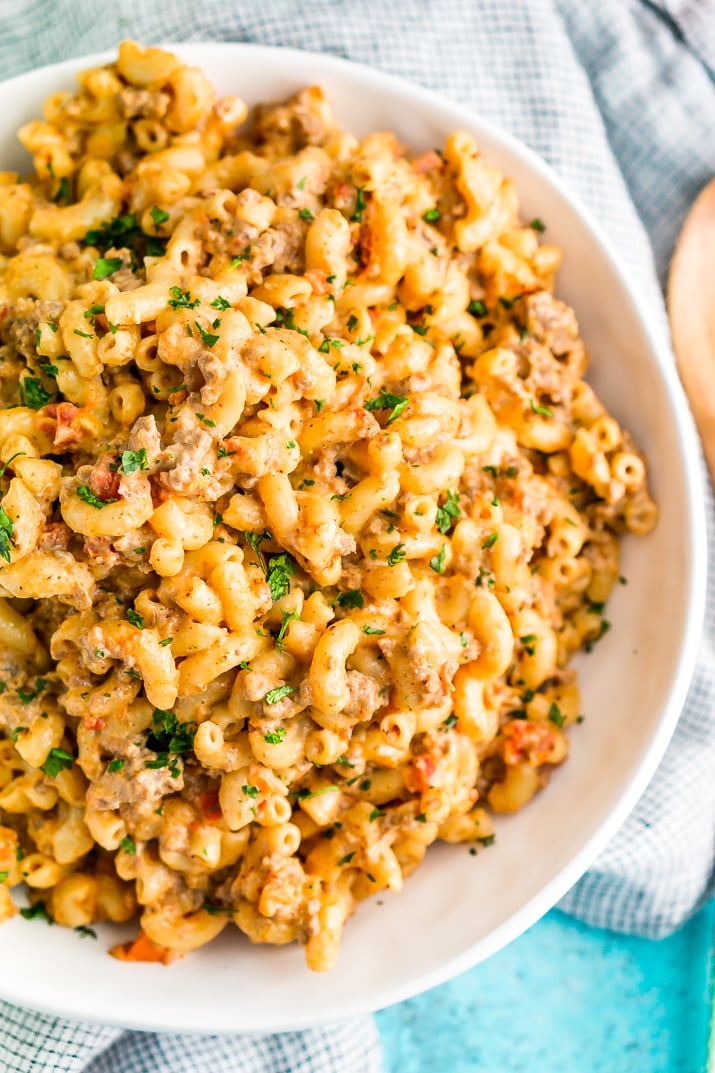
[0,42,706,1034]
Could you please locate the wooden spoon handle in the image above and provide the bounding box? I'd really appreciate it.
[667,179,715,483]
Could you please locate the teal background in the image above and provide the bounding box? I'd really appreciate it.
[377,900,714,1072]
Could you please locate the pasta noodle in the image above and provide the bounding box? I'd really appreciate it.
[0,41,656,970]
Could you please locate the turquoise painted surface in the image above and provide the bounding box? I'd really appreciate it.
[377,901,714,1073]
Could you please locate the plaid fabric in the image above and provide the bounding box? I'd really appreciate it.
[0,0,713,1067]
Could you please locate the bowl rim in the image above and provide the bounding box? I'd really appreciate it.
[0,40,707,1034]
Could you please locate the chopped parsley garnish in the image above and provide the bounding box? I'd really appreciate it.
[468,299,487,317]
[0,871,8,883]
[0,507,14,563]
[17,678,48,705]
[39,362,59,378]
[146,708,196,756]
[195,413,216,428]
[298,207,314,221]
[264,727,287,745]
[121,448,148,474]
[520,634,538,656]
[264,684,296,706]
[93,257,123,280]
[41,748,74,778]
[245,529,271,574]
[73,328,93,339]
[210,295,231,311]
[194,321,220,348]
[436,490,460,534]
[108,759,124,772]
[363,625,385,635]
[20,377,53,409]
[168,286,200,310]
[443,714,458,730]
[529,217,546,232]
[477,834,496,847]
[77,484,118,509]
[364,391,409,425]
[499,297,514,309]
[347,314,359,333]
[53,176,71,204]
[548,703,565,728]
[318,338,344,353]
[150,205,170,226]
[422,208,441,222]
[334,589,362,610]
[505,465,518,478]
[266,552,296,602]
[275,608,299,653]
[429,545,447,574]
[20,901,53,924]
[530,399,553,418]
[159,637,173,647]
[292,785,340,801]
[338,852,356,865]
[386,543,406,567]
[350,186,367,222]
[75,925,97,939]
[369,808,383,822]
[482,533,498,550]
[127,609,144,630]
[119,835,136,854]
[11,727,26,743]
[242,784,259,798]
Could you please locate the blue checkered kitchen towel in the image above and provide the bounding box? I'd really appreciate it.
[0,1,714,1069]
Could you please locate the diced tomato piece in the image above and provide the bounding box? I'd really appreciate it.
[502,720,558,766]
[110,930,170,964]
[404,753,437,793]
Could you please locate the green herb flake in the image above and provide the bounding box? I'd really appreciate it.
[520,634,538,656]
[108,759,124,772]
[53,176,71,204]
[363,625,385,635]
[422,207,441,222]
[482,533,498,550]
[386,543,406,567]
[436,490,461,534]
[264,684,296,706]
[93,257,123,280]
[369,808,383,822]
[264,727,287,745]
[194,321,220,348]
[150,205,170,227]
[20,901,53,924]
[443,714,458,730]
[429,545,447,574]
[41,747,74,778]
[350,186,367,223]
[21,377,53,409]
[16,678,48,705]
[298,207,314,221]
[529,217,546,232]
[210,295,231,311]
[76,484,118,509]
[127,609,144,630]
[121,448,148,474]
[266,552,296,602]
[337,589,364,609]
[0,507,14,563]
[468,299,487,317]
[119,835,136,854]
[548,702,565,728]
[76,925,98,939]
[195,413,216,428]
[530,399,553,418]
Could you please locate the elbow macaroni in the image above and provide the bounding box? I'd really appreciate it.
[0,43,655,971]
